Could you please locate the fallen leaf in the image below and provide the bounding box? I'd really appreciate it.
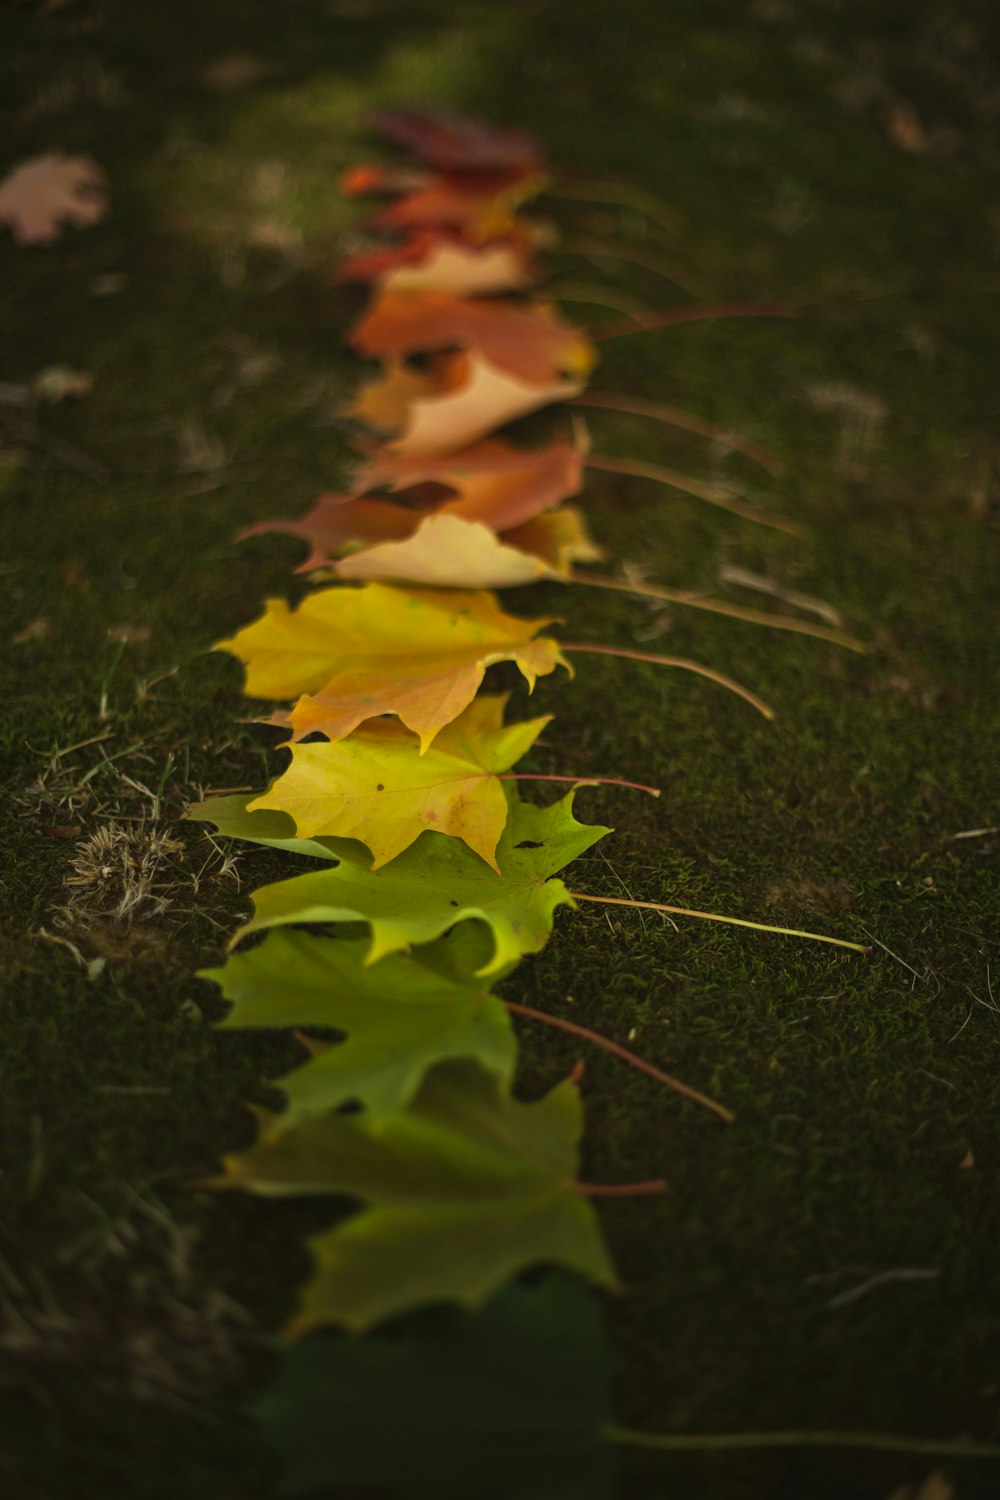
[504,506,604,573]
[0,153,107,246]
[368,107,543,175]
[201,924,516,1118]
[249,695,551,869]
[245,436,587,573]
[230,788,609,975]
[372,169,547,242]
[187,790,363,863]
[216,581,568,750]
[350,292,596,384]
[340,231,534,295]
[255,1273,615,1500]
[361,434,586,533]
[334,509,599,589]
[333,513,560,588]
[220,1059,619,1332]
[239,490,422,570]
[347,352,584,456]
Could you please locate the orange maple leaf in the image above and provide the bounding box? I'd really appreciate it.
[350,291,595,385]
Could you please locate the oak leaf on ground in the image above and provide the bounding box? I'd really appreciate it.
[219,1059,619,1333]
[216,581,567,750]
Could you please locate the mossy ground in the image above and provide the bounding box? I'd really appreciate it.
[1,1,998,1497]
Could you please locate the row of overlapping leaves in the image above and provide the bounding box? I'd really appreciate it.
[187,110,831,1497]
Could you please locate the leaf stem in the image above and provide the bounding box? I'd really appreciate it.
[606,1424,1000,1459]
[570,892,869,955]
[589,300,801,342]
[499,772,661,797]
[502,999,733,1122]
[587,453,801,536]
[561,642,774,720]
[577,1180,667,1197]
[571,572,868,654]
[574,390,782,474]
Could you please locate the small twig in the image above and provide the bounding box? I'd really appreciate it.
[577,1179,667,1197]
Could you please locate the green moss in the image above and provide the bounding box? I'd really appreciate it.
[2,0,999,1497]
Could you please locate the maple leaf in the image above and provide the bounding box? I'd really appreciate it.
[248,690,548,870]
[238,490,421,571]
[330,514,556,589]
[360,433,586,533]
[230,789,610,975]
[186,790,358,862]
[0,154,107,246]
[340,231,535,296]
[215,581,568,750]
[242,437,587,574]
[372,170,547,243]
[255,1273,615,1500]
[219,1059,620,1332]
[333,510,601,589]
[201,924,516,1119]
[248,695,550,870]
[350,292,596,385]
[367,107,543,175]
[347,352,584,456]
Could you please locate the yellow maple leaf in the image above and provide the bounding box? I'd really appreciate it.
[248,695,551,870]
[215,582,568,751]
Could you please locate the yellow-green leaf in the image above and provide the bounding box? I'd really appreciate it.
[249,695,550,871]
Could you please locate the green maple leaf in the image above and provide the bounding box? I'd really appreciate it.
[200,926,517,1119]
[222,1060,620,1333]
[186,791,357,862]
[229,789,609,976]
[255,1273,616,1500]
